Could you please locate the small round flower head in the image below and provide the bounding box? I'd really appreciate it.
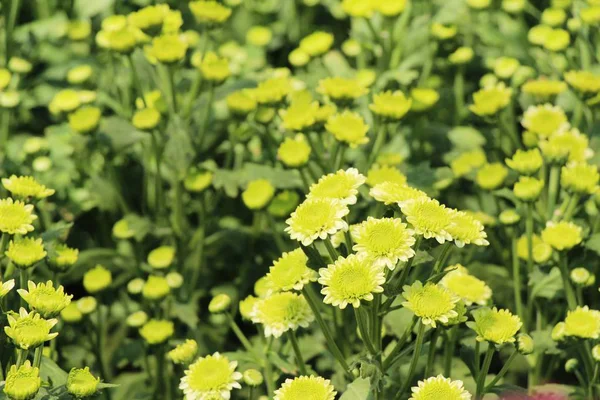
[467,0,491,8]
[402,281,459,327]
[4,308,58,350]
[239,295,258,320]
[505,148,543,175]
[2,175,55,199]
[209,294,232,313]
[543,28,570,51]
[369,91,412,120]
[268,191,300,218]
[49,244,79,271]
[308,168,365,205]
[299,31,334,56]
[76,297,98,315]
[274,375,336,400]
[18,281,73,318]
[542,7,567,26]
[0,279,15,298]
[148,245,175,269]
[541,221,582,251]
[494,57,520,79]
[565,358,579,372]
[499,209,521,225]
[254,277,269,297]
[139,319,174,345]
[184,170,213,193]
[476,163,508,190]
[128,278,145,295]
[253,77,292,104]
[431,23,457,40]
[325,111,369,148]
[66,367,100,398]
[250,292,314,337]
[285,197,349,246]
[317,77,368,102]
[49,89,81,114]
[366,165,407,187]
[448,47,474,65]
[168,339,198,364]
[61,303,83,323]
[0,68,11,90]
[5,238,46,269]
[318,254,385,309]
[470,307,522,344]
[552,321,566,342]
[189,1,231,24]
[112,219,135,240]
[3,361,41,400]
[513,176,544,202]
[351,217,415,270]
[522,79,567,97]
[469,83,512,116]
[446,209,489,248]
[369,182,428,206]
[342,0,374,17]
[450,149,487,177]
[571,267,591,286]
[247,26,272,47]
[142,275,171,301]
[564,306,600,339]
[278,135,311,167]
[0,198,37,235]
[126,311,148,328]
[440,265,492,306]
[83,265,112,294]
[67,64,92,84]
[592,344,600,362]
[289,48,310,67]
[199,52,231,82]
[409,375,471,400]
[517,333,534,355]
[401,198,453,243]
[132,108,161,131]
[522,104,569,139]
[411,88,440,111]
[242,179,275,210]
[226,90,256,116]
[180,352,242,400]
[243,369,263,387]
[561,162,599,194]
[265,248,317,293]
[69,106,102,134]
[279,101,318,132]
[565,70,600,93]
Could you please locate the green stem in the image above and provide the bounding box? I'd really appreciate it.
[323,238,339,261]
[33,346,43,369]
[382,317,417,370]
[511,235,526,328]
[150,131,164,217]
[19,269,28,308]
[453,68,465,125]
[96,306,112,381]
[563,193,580,221]
[432,242,453,276]
[288,331,308,375]
[425,328,440,377]
[368,123,387,167]
[127,54,146,108]
[183,70,203,120]
[16,349,26,368]
[333,145,346,171]
[476,345,495,399]
[229,316,260,361]
[302,286,351,374]
[172,178,185,237]
[397,321,426,398]
[559,252,577,310]
[525,203,534,274]
[5,0,22,65]
[198,84,215,151]
[0,232,8,280]
[443,326,458,376]
[546,165,560,220]
[484,349,517,391]
[0,110,9,150]
[354,307,378,356]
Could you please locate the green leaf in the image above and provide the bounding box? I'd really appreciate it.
[383,308,414,338]
[531,328,560,355]
[241,163,303,189]
[40,357,68,386]
[99,117,146,152]
[529,267,562,300]
[74,0,115,17]
[340,377,372,400]
[585,233,600,256]
[448,126,486,150]
[163,118,195,180]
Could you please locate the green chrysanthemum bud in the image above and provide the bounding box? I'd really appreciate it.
[3,361,41,400]
[48,244,79,272]
[66,367,100,398]
[139,319,174,345]
[132,108,161,131]
[126,311,148,328]
[83,265,112,294]
[5,238,46,270]
[592,344,600,362]
[142,275,171,301]
[499,209,521,225]
[4,308,58,350]
[565,358,579,372]
[517,333,534,355]
[147,246,175,269]
[77,297,98,315]
[552,322,566,342]
[168,339,198,364]
[571,267,592,286]
[113,219,135,239]
[243,369,264,386]
[127,278,145,295]
[17,280,73,318]
[209,293,232,313]
[166,272,184,289]
[61,303,83,323]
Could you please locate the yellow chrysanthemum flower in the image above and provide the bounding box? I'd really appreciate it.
[522,79,567,97]
[145,34,188,64]
[247,26,273,47]
[0,279,15,298]
[325,111,369,148]
[277,135,312,167]
[83,265,112,294]
[448,47,474,65]
[446,210,489,247]
[542,28,570,51]
[252,77,292,105]
[505,148,543,175]
[516,234,553,263]
[494,57,520,79]
[475,163,508,190]
[226,90,256,115]
[366,165,407,187]
[410,88,440,111]
[274,375,337,400]
[279,101,318,131]
[242,179,275,210]
[522,104,569,138]
[561,162,599,194]
[352,217,415,270]
[199,52,231,82]
[189,1,232,24]
[318,254,386,309]
[49,244,79,271]
[265,248,317,293]
[299,31,334,56]
[18,280,73,318]
[289,196,349,243]
[4,308,58,350]
[440,265,492,306]
[342,0,374,18]
[168,339,198,365]
[431,23,457,40]
[400,197,453,243]
[3,361,41,400]
[369,91,412,120]
[545,128,592,163]
[184,170,213,192]
[513,176,544,202]
[450,149,487,177]
[139,319,174,345]
[5,237,46,269]
[471,307,522,344]
[180,352,242,400]
[402,281,460,327]
[66,367,100,399]
[307,168,366,205]
[317,77,368,101]
[132,108,161,131]
[250,292,314,337]
[564,306,600,339]
[142,275,171,301]
[147,245,175,269]
[375,0,407,16]
[541,221,583,251]
[564,70,600,93]
[68,106,102,134]
[239,295,259,320]
[409,375,472,400]
[0,68,11,90]
[2,175,54,199]
[469,83,512,116]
